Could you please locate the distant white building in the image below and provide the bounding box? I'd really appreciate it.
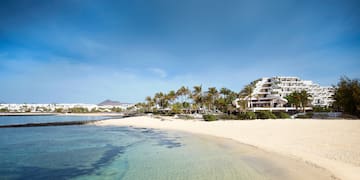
[98,99,135,111]
[0,102,135,113]
[234,77,334,111]
[55,104,98,112]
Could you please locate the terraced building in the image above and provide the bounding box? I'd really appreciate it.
[234,77,334,111]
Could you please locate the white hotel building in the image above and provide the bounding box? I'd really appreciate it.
[234,76,334,111]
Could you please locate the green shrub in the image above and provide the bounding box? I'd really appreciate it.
[203,114,218,121]
[55,108,63,113]
[90,108,100,113]
[229,114,239,120]
[256,111,277,119]
[111,107,123,112]
[274,112,290,119]
[313,106,332,112]
[245,111,257,119]
[235,113,245,120]
[0,108,9,112]
[216,114,227,120]
[236,111,257,120]
[217,114,237,120]
[68,107,89,113]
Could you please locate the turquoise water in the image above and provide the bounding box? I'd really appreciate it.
[0,125,264,180]
[0,115,109,125]
[0,116,332,180]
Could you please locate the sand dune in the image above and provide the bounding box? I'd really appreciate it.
[96,116,360,180]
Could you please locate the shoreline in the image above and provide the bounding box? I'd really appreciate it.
[95,116,360,180]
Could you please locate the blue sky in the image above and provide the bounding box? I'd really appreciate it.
[0,0,359,103]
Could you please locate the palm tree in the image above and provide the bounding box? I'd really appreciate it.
[220,87,231,98]
[218,87,232,113]
[193,85,202,95]
[177,86,190,103]
[299,90,311,112]
[207,87,219,112]
[145,96,154,112]
[286,92,301,112]
[135,102,147,112]
[176,86,191,113]
[167,90,177,105]
[163,93,171,109]
[192,85,203,112]
[240,85,253,109]
[154,92,168,109]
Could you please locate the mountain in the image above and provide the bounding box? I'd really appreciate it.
[98,99,122,106]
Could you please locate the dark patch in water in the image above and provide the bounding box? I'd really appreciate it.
[157,138,182,148]
[141,129,153,133]
[130,127,184,149]
[8,145,126,180]
[93,145,125,168]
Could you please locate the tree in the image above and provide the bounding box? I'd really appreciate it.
[55,108,64,113]
[218,88,238,114]
[286,90,311,112]
[176,86,191,113]
[154,92,169,109]
[239,85,253,109]
[192,85,203,112]
[176,86,190,103]
[167,90,177,105]
[0,108,8,112]
[220,87,231,98]
[299,90,311,112]
[286,92,301,112]
[135,103,146,113]
[207,87,219,112]
[111,107,123,112]
[171,102,182,114]
[145,96,155,112]
[333,77,360,117]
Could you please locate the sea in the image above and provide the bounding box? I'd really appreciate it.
[0,115,332,180]
[0,115,108,126]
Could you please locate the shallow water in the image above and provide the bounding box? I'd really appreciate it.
[0,117,333,180]
[0,115,108,125]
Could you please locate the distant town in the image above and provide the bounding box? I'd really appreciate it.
[0,100,135,113]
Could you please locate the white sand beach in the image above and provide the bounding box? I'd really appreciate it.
[96,116,360,180]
